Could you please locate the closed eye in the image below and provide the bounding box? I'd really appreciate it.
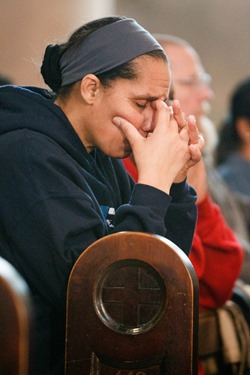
[136,102,147,109]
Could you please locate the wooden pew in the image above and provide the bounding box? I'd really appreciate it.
[0,256,33,375]
[65,232,199,375]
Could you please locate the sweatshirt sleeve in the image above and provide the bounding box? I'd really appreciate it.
[2,134,197,306]
[189,193,244,309]
[114,180,197,256]
[122,158,197,255]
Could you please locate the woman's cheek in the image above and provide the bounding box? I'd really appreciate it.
[127,111,144,130]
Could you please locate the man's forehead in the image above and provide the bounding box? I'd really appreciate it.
[167,45,203,77]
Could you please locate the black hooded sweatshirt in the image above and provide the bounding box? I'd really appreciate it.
[0,85,197,374]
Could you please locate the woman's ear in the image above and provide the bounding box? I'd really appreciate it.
[80,74,101,104]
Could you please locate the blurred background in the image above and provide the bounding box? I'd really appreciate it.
[0,0,249,126]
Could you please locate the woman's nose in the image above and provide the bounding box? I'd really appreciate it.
[141,106,155,132]
[141,119,153,132]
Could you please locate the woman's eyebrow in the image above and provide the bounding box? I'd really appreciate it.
[135,95,168,102]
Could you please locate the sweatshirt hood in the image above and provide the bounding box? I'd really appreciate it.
[0,85,89,164]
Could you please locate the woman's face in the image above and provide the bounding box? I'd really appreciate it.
[82,55,171,158]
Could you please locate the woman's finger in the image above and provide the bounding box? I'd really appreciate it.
[113,116,141,147]
[187,115,200,144]
[172,99,187,129]
[150,100,175,134]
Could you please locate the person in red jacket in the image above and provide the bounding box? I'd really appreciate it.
[123,154,243,309]
[123,153,243,375]
[123,33,246,374]
[186,158,243,309]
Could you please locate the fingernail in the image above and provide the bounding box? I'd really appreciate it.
[189,115,196,124]
[168,106,173,116]
[198,134,205,143]
[113,117,121,126]
[173,99,180,108]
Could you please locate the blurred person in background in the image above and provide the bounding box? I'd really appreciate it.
[216,77,250,239]
[156,34,250,375]
[123,33,249,374]
[154,34,250,281]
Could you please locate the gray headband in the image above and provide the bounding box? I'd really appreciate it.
[60,18,165,87]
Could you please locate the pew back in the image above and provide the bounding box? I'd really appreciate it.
[0,256,33,375]
[65,232,199,375]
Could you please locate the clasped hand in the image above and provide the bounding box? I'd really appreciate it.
[113,99,204,194]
